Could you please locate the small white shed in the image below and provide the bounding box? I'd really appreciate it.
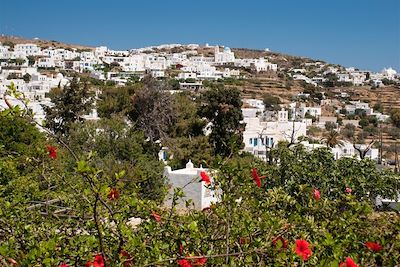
[164,160,219,210]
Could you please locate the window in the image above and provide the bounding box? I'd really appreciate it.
[268,137,274,147]
[249,138,252,145]
[254,138,258,146]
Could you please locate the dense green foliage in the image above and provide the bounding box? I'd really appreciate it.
[0,82,399,267]
[97,85,137,118]
[44,77,93,136]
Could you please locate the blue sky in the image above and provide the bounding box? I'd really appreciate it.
[1,0,399,71]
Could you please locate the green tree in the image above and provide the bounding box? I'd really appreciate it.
[200,86,244,157]
[168,92,206,138]
[359,117,369,128]
[15,58,25,65]
[97,85,137,118]
[373,101,384,113]
[325,121,336,131]
[22,73,31,82]
[262,94,281,111]
[323,130,343,148]
[43,77,93,136]
[68,118,166,202]
[164,136,213,169]
[341,123,355,139]
[26,55,36,66]
[390,109,400,128]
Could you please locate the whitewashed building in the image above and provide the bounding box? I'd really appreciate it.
[243,109,307,160]
[381,67,397,80]
[296,105,322,118]
[302,141,379,161]
[163,161,219,210]
[254,58,277,72]
[214,46,235,64]
[38,57,56,68]
[14,43,41,56]
[344,101,373,115]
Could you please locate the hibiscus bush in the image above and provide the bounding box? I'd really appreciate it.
[0,89,399,266]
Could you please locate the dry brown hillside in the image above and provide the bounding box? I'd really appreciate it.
[0,35,94,50]
[339,85,400,112]
[226,71,304,102]
[231,48,322,69]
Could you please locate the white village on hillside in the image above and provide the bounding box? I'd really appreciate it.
[0,40,399,210]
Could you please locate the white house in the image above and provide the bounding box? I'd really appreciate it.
[381,67,397,80]
[179,82,204,90]
[0,44,11,59]
[344,101,373,115]
[14,43,41,56]
[293,74,318,86]
[302,141,379,161]
[234,58,256,68]
[243,98,265,111]
[338,71,366,86]
[163,160,219,210]
[296,105,322,118]
[38,57,56,68]
[150,69,165,78]
[222,68,240,77]
[253,58,277,72]
[178,72,197,80]
[243,109,307,160]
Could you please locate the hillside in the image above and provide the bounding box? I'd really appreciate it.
[0,35,94,50]
[348,85,400,112]
[1,35,398,107]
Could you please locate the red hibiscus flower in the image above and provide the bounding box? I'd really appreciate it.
[294,239,312,261]
[178,259,192,267]
[85,254,105,267]
[107,188,119,201]
[199,171,211,185]
[194,257,207,266]
[272,236,288,249]
[251,168,261,187]
[339,257,358,267]
[365,241,382,252]
[313,188,321,200]
[345,187,352,194]
[93,255,105,267]
[151,211,161,222]
[60,264,68,267]
[46,145,57,159]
